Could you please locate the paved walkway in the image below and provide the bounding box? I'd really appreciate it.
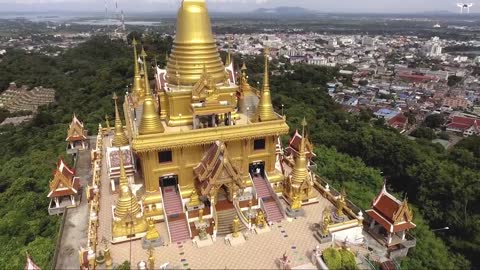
[54,138,95,269]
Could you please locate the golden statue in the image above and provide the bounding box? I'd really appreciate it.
[256,210,267,228]
[322,208,331,236]
[146,218,160,241]
[148,247,155,270]
[336,188,346,217]
[105,114,111,132]
[189,189,200,207]
[198,208,204,224]
[104,247,112,269]
[232,215,240,238]
[291,194,302,210]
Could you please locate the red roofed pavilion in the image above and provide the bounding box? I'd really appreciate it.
[47,158,80,215]
[365,184,416,246]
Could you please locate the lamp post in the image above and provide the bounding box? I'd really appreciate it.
[281,104,284,116]
[432,227,449,232]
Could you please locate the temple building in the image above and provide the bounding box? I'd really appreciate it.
[24,252,41,270]
[365,184,416,253]
[118,0,289,243]
[66,114,88,154]
[47,158,80,215]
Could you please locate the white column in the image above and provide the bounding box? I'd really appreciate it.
[369,219,375,229]
[55,197,60,208]
[387,233,392,245]
[401,230,406,240]
[70,195,75,206]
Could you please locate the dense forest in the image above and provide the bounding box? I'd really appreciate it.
[0,36,478,269]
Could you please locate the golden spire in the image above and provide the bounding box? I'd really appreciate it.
[256,48,276,121]
[139,48,165,135]
[291,117,308,187]
[132,38,144,101]
[112,93,129,147]
[225,38,232,66]
[167,0,226,85]
[114,152,141,219]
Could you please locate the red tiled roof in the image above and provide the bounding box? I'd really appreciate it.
[373,194,400,223]
[48,159,79,198]
[288,130,316,159]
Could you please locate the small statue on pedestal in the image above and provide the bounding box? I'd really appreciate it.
[146,218,160,241]
[147,246,155,270]
[189,190,200,207]
[198,209,204,224]
[336,188,347,217]
[322,208,331,236]
[198,226,208,241]
[291,194,302,210]
[256,210,267,228]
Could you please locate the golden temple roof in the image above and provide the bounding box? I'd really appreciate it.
[138,49,165,135]
[112,93,129,147]
[66,113,87,142]
[166,0,226,86]
[256,48,276,122]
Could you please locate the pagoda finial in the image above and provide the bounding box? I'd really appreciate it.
[300,117,307,155]
[132,37,144,102]
[139,48,165,135]
[256,47,276,122]
[118,148,128,187]
[225,37,232,66]
[112,93,129,147]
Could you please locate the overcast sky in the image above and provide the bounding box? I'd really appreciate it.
[0,0,472,13]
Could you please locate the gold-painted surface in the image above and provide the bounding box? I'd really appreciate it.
[336,188,346,217]
[232,215,240,238]
[255,48,276,122]
[139,49,165,135]
[133,119,288,152]
[112,93,129,147]
[145,218,161,240]
[132,38,144,102]
[112,153,148,238]
[166,0,226,85]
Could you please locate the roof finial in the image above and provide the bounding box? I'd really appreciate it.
[118,148,128,187]
[256,47,276,122]
[132,37,144,101]
[139,48,165,135]
[225,37,232,66]
[111,92,129,147]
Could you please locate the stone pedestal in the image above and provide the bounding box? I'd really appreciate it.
[286,207,305,218]
[225,233,246,246]
[193,234,214,248]
[194,220,209,230]
[254,225,271,235]
[142,236,164,249]
[186,203,205,212]
[313,231,332,244]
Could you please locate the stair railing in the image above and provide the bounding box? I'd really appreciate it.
[234,197,251,230]
[177,185,191,238]
[161,188,172,244]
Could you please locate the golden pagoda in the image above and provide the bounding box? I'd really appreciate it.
[255,48,276,122]
[284,118,315,202]
[111,93,129,147]
[120,0,289,238]
[131,38,145,103]
[112,152,148,241]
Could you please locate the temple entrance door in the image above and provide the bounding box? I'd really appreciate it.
[249,161,265,177]
[159,175,178,193]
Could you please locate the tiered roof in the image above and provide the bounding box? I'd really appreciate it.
[366,184,416,233]
[66,114,87,142]
[194,141,243,196]
[288,129,316,159]
[47,159,80,198]
[24,253,41,270]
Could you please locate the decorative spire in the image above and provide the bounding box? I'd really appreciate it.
[111,93,129,147]
[256,47,276,121]
[291,117,309,187]
[166,0,226,85]
[225,38,232,66]
[139,48,165,135]
[132,38,144,101]
[114,151,141,219]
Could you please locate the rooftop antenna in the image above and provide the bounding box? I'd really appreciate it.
[457,3,474,14]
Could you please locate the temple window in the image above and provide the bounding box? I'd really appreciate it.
[158,150,173,163]
[254,139,266,150]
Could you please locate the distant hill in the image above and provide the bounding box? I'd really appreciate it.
[252,6,314,16]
